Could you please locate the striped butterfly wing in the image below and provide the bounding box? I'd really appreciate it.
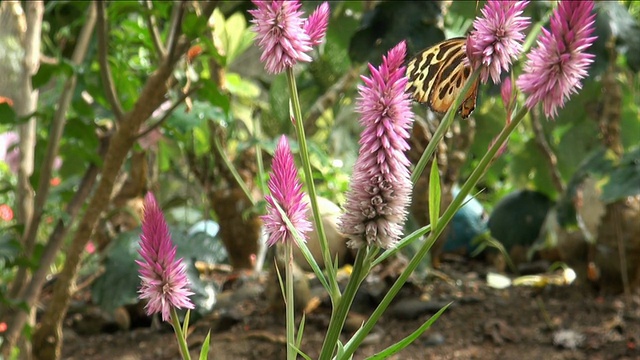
[406,37,479,119]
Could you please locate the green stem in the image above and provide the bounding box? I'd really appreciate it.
[318,247,370,359]
[285,240,296,360]
[341,105,529,359]
[285,67,339,298]
[170,308,192,360]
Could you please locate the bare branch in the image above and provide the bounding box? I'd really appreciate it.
[97,1,125,120]
[144,0,166,58]
[135,84,202,140]
[165,1,185,63]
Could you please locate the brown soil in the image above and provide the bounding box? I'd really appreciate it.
[62,259,640,360]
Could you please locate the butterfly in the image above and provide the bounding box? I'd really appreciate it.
[406,37,479,119]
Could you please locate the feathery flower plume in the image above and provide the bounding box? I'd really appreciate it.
[249,0,329,74]
[517,0,597,119]
[137,192,194,322]
[261,136,312,247]
[338,41,414,249]
[466,0,530,84]
[304,2,330,47]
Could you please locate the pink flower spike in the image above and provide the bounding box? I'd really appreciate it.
[304,2,330,47]
[466,0,531,84]
[261,136,312,247]
[501,76,515,122]
[249,0,313,74]
[516,0,597,119]
[338,41,414,250]
[136,192,194,322]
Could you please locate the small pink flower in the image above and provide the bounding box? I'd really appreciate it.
[0,204,13,222]
[249,0,329,74]
[517,0,597,119]
[338,41,414,249]
[136,192,194,322]
[466,0,530,84]
[501,77,515,121]
[261,136,312,247]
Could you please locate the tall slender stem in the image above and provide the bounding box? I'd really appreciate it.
[285,241,296,360]
[318,247,370,359]
[285,67,339,297]
[170,308,191,360]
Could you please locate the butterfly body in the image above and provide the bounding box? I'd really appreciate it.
[406,37,479,119]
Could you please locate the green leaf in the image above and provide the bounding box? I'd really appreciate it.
[198,331,211,360]
[0,102,16,125]
[182,12,209,39]
[225,73,260,99]
[31,60,74,89]
[366,302,452,360]
[428,160,441,229]
[0,233,21,262]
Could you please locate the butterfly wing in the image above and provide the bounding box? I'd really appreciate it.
[406,37,479,119]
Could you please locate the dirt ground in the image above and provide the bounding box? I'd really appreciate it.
[61,258,640,360]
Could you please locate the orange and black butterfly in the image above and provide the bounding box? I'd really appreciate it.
[406,37,479,119]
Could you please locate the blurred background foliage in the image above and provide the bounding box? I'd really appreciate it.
[0,0,639,340]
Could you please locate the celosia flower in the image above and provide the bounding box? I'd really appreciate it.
[501,76,515,121]
[517,0,597,119]
[137,192,194,322]
[261,135,312,246]
[466,0,530,84]
[304,2,330,47]
[249,1,329,74]
[338,41,414,249]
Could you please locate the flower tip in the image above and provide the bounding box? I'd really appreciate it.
[305,2,330,46]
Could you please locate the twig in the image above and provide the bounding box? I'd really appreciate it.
[97,1,125,121]
[144,0,166,58]
[530,108,565,193]
[165,1,185,63]
[135,84,203,141]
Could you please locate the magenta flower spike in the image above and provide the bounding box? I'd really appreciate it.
[338,41,414,250]
[261,135,312,247]
[136,192,194,322]
[249,0,329,74]
[466,0,531,84]
[304,2,330,47]
[517,0,597,119]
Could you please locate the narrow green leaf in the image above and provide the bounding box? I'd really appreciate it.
[198,331,211,360]
[272,201,330,292]
[296,312,306,347]
[428,160,441,229]
[366,302,452,360]
[182,310,191,338]
[292,344,312,360]
[373,224,431,266]
[274,258,286,301]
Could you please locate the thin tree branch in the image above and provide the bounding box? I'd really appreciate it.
[2,4,97,353]
[144,0,166,58]
[10,0,93,299]
[165,1,185,63]
[97,1,125,121]
[530,108,565,193]
[30,4,218,358]
[135,84,202,141]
